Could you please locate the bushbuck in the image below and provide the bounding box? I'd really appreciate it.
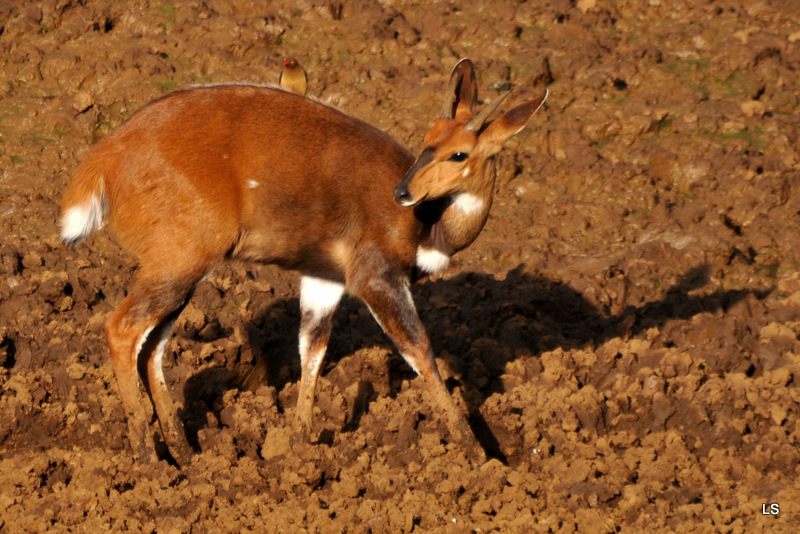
[61,59,548,465]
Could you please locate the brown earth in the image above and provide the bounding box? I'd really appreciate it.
[1,0,800,532]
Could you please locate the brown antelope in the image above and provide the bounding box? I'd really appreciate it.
[60,59,548,465]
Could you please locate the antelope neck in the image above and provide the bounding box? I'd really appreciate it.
[415,189,494,258]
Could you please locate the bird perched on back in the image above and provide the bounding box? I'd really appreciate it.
[279,58,308,96]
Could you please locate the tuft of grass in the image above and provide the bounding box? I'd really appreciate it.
[155,80,179,91]
[651,278,662,290]
[156,4,176,31]
[714,126,765,150]
[762,263,779,279]
[693,57,711,70]
[664,57,710,76]
[688,83,710,99]
[656,116,673,131]
[714,69,757,98]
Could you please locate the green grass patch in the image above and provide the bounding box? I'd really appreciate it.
[155,80,179,91]
[713,126,765,150]
[664,57,711,76]
[156,4,176,31]
[688,83,710,99]
[758,263,780,279]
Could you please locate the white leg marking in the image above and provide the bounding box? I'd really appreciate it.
[300,341,327,374]
[364,302,386,333]
[451,192,485,216]
[131,326,155,386]
[299,330,311,361]
[60,193,106,243]
[134,326,155,362]
[150,321,176,389]
[399,352,422,375]
[299,276,345,322]
[416,247,450,274]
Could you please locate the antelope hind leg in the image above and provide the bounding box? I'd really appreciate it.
[144,311,194,465]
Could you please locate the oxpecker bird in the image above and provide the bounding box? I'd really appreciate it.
[279,58,308,96]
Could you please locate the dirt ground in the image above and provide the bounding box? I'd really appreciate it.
[1,0,799,532]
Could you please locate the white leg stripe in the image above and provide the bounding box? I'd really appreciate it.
[300,342,327,372]
[451,192,485,215]
[416,247,450,274]
[134,326,155,362]
[150,322,174,388]
[300,276,345,321]
[299,330,311,360]
[399,352,421,375]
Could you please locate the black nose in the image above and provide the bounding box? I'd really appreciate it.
[393,184,412,205]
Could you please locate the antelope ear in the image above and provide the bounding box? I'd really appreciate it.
[441,59,478,121]
[476,90,548,156]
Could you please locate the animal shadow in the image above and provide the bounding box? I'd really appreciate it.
[182,264,767,460]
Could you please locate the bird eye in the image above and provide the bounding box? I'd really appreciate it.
[448,152,468,162]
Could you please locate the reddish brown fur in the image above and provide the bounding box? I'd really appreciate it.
[61,59,547,465]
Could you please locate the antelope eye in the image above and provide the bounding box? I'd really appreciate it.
[448,152,468,162]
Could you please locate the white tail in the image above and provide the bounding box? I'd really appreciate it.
[61,59,547,465]
[60,186,106,245]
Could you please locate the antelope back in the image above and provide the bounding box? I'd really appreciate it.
[70,84,417,278]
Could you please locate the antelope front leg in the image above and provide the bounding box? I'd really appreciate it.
[354,272,486,465]
[294,276,345,439]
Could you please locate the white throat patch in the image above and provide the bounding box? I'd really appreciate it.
[416,247,450,274]
[451,192,485,215]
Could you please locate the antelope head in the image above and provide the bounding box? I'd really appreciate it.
[393,58,548,207]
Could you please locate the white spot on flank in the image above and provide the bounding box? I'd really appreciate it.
[247,179,259,189]
[300,276,345,322]
[60,193,106,244]
[451,192,484,216]
[416,247,450,274]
